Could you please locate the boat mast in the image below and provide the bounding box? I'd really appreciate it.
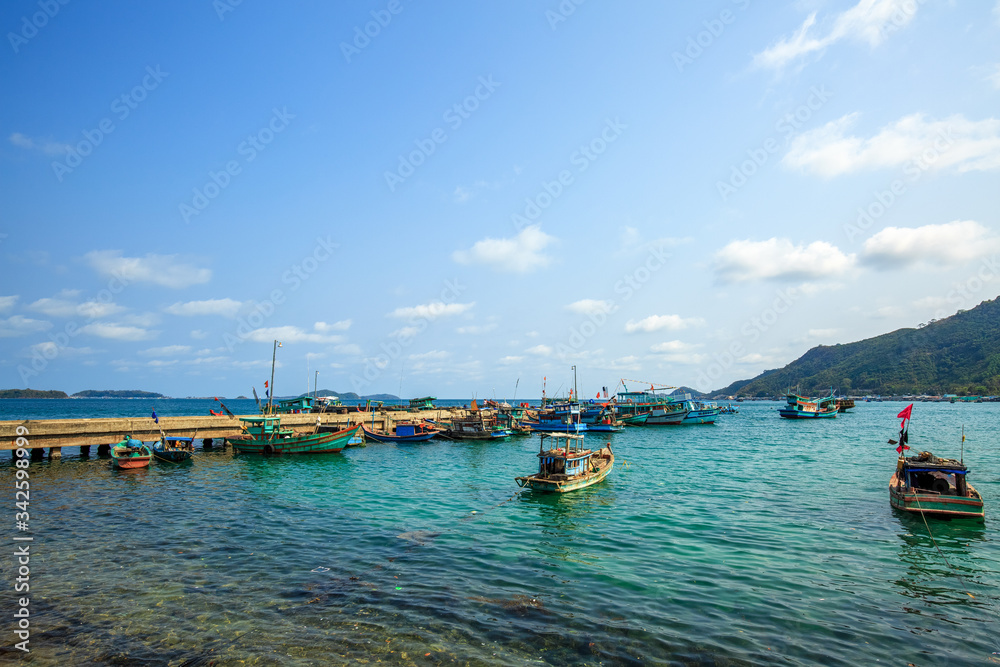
[314,370,319,400]
[572,365,578,403]
[268,339,280,414]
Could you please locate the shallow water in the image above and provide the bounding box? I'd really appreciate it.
[1,401,997,665]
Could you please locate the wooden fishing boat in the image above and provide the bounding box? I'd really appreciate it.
[360,420,441,443]
[441,412,511,439]
[887,404,983,518]
[515,432,613,493]
[778,393,838,419]
[836,398,855,413]
[111,437,152,469]
[230,416,361,455]
[151,436,195,463]
[890,452,984,518]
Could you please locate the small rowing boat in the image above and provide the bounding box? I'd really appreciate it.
[151,436,195,463]
[111,437,152,469]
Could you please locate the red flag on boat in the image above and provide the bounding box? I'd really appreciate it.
[897,404,913,421]
[264,381,269,388]
[895,442,910,454]
[596,392,600,399]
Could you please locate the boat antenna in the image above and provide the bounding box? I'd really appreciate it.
[268,339,281,414]
[960,424,965,464]
[512,378,519,403]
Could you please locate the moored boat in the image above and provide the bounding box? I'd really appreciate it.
[525,401,586,433]
[111,437,152,469]
[441,412,511,440]
[151,436,195,463]
[887,404,983,518]
[836,398,855,413]
[360,420,441,443]
[778,392,838,419]
[230,416,361,455]
[619,411,650,425]
[515,432,613,493]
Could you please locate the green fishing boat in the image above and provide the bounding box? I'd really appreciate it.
[230,416,361,455]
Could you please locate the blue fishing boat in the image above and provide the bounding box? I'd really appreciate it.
[515,432,614,493]
[151,436,195,463]
[525,402,587,433]
[361,420,441,443]
[778,393,838,419]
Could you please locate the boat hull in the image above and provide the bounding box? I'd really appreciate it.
[112,455,151,470]
[889,474,984,518]
[152,449,193,463]
[230,424,361,455]
[360,425,438,443]
[778,408,838,419]
[526,422,587,433]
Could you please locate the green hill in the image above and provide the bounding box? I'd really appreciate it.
[0,389,69,399]
[713,296,1000,397]
[71,389,165,398]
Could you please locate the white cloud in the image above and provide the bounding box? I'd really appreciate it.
[9,132,71,156]
[625,315,706,333]
[28,297,125,319]
[452,225,556,273]
[526,344,553,355]
[714,238,855,283]
[0,296,18,313]
[190,329,208,339]
[650,340,702,353]
[85,250,211,288]
[165,298,244,318]
[753,0,921,70]
[565,299,615,315]
[807,328,841,339]
[783,113,1000,178]
[315,320,352,332]
[147,359,178,367]
[409,350,449,360]
[388,302,474,319]
[914,295,948,309]
[862,221,1000,269]
[457,324,497,334]
[499,355,524,365]
[79,323,155,341]
[334,343,363,356]
[0,315,52,337]
[244,326,344,344]
[139,345,192,356]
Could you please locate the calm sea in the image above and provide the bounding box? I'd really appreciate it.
[1,400,997,665]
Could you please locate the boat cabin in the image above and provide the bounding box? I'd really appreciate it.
[536,433,593,479]
[394,421,435,437]
[898,452,972,497]
[276,396,314,414]
[408,396,436,410]
[240,416,294,438]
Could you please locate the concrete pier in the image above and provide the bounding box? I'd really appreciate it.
[1,408,471,452]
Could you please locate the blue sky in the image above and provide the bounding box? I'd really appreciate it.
[2,0,999,398]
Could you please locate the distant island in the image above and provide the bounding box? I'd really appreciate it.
[71,390,166,398]
[711,296,1000,398]
[0,389,69,399]
[293,389,400,402]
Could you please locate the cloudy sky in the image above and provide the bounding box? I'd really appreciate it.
[2,0,998,398]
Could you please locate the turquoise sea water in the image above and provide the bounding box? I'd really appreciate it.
[1,400,997,665]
